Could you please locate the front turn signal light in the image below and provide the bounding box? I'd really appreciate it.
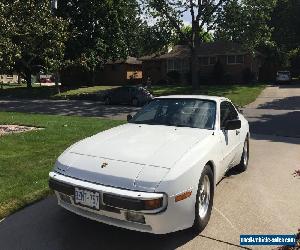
[175,191,192,202]
[144,198,163,210]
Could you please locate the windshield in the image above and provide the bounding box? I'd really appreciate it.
[129,98,216,129]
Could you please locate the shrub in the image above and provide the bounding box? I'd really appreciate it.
[198,72,210,84]
[184,71,192,83]
[289,48,300,77]
[156,79,168,85]
[167,70,181,83]
[224,74,233,84]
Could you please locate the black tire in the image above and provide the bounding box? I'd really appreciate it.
[238,137,249,172]
[131,98,139,107]
[193,164,214,233]
[104,96,111,105]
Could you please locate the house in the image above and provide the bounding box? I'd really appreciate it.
[140,41,264,84]
[0,74,19,84]
[95,57,143,85]
[61,56,143,86]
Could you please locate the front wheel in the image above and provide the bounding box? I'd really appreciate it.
[193,165,214,233]
[238,137,249,172]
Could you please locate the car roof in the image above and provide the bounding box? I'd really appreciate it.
[155,95,229,103]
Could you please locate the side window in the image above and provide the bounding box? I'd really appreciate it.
[220,101,239,128]
[228,102,239,120]
[220,102,231,128]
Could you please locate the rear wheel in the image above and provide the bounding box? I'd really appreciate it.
[193,165,214,233]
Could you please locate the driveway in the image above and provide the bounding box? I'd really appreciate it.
[0,84,300,250]
[244,84,300,137]
[0,99,139,120]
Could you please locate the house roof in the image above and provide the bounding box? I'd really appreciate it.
[138,51,166,61]
[139,46,190,61]
[140,41,252,61]
[159,45,191,59]
[196,41,249,56]
[106,56,142,65]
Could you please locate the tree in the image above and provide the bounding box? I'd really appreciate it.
[142,0,228,89]
[173,25,213,46]
[215,0,276,50]
[56,0,173,80]
[115,1,173,58]
[0,2,20,76]
[130,21,174,57]
[0,0,68,88]
[270,0,300,52]
[56,0,125,83]
[57,0,155,83]
[289,48,300,77]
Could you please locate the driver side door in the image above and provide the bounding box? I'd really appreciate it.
[219,101,241,172]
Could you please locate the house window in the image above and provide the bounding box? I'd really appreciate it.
[199,57,209,66]
[209,57,217,65]
[227,55,236,64]
[199,56,216,66]
[236,55,245,64]
[167,59,189,72]
[227,55,244,64]
[182,59,189,72]
[167,59,175,71]
[6,75,13,79]
[174,60,181,71]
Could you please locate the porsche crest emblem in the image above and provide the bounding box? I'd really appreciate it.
[101,162,108,168]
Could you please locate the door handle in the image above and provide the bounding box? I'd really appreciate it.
[236,130,240,135]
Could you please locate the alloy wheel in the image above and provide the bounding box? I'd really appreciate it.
[198,175,210,219]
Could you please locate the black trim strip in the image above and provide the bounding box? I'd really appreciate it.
[103,193,145,211]
[49,178,74,195]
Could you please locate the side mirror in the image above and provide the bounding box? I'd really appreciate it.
[127,114,133,122]
[224,119,241,130]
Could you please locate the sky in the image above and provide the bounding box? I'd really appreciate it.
[182,11,192,25]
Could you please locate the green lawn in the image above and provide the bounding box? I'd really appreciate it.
[151,84,265,107]
[0,83,265,107]
[0,84,118,100]
[0,112,124,219]
[54,85,119,99]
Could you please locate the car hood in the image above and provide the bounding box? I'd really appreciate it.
[55,124,212,191]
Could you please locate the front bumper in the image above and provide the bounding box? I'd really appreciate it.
[49,172,194,234]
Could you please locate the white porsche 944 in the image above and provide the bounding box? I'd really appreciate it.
[49,95,250,234]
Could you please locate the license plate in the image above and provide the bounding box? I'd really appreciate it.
[74,187,100,210]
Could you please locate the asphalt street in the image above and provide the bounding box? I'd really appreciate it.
[0,99,139,120]
[0,84,300,250]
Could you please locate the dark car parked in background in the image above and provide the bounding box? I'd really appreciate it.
[103,86,153,106]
